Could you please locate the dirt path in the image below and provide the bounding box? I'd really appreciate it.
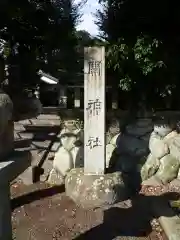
[11,182,168,240]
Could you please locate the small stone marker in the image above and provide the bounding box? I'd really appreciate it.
[84,47,105,175]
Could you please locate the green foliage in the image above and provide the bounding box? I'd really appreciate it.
[0,0,85,90]
[105,35,165,92]
[96,0,180,109]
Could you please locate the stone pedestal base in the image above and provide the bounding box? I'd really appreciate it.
[65,168,127,208]
[0,184,12,240]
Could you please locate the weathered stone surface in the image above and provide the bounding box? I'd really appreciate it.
[140,153,160,181]
[74,129,84,144]
[126,124,152,137]
[169,178,180,187]
[63,119,80,131]
[0,91,14,159]
[155,154,180,184]
[164,130,178,143]
[136,118,152,127]
[107,118,121,137]
[154,200,180,240]
[149,131,169,159]
[153,124,173,137]
[142,176,162,186]
[169,136,180,161]
[70,146,84,168]
[106,144,116,168]
[106,132,112,145]
[110,133,121,146]
[116,134,147,156]
[59,128,71,136]
[116,154,137,173]
[40,159,53,182]
[60,132,77,151]
[47,168,64,185]
[177,168,180,180]
[14,97,42,120]
[51,142,61,152]
[53,146,73,177]
[140,132,151,144]
[0,150,32,240]
[65,168,127,208]
[36,114,61,120]
[31,118,60,126]
[0,92,13,128]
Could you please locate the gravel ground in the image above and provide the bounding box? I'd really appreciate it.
[10,182,174,240]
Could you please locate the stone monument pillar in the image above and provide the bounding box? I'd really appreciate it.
[84,47,105,174]
[65,47,126,208]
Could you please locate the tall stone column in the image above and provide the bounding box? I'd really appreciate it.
[65,47,126,209]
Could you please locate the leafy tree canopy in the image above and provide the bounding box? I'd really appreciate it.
[96,0,180,109]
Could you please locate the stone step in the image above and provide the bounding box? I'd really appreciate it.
[30,118,61,126]
[23,125,60,133]
[14,123,26,131]
[36,114,61,120]
[14,132,34,140]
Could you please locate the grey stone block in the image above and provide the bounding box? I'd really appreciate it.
[153,200,180,240]
[65,168,127,209]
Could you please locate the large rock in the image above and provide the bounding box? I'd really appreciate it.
[116,134,148,156]
[177,168,180,180]
[0,92,13,131]
[126,123,152,137]
[116,154,137,173]
[75,129,84,144]
[153,124,173,137]
[48,168,64,185]
[169,135,180,162]
[107,118,121,138]
[164,130,178,144]
[0,91,14,159]
[60,132,77,151]
[70,146,84,168]
[155,154,180,184]
[65,168,127,208]
[149,131,169,159]
[13,96,42,120]
[110,133,121,146]
[136,119,152,128]
[106,144,116,168]
[140,153,160,181]
[53,146,73,177]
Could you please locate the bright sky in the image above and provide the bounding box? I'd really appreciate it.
[75,0,100,36]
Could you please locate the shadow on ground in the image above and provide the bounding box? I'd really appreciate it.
[11,181,177,239]
[73,192,178,240]
[11,184,65,210]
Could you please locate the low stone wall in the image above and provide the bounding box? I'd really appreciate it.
[48,111,180,188]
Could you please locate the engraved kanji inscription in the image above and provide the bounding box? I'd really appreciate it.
[86,99,102,115]
[86,136,102,149]
[88,60,102,76]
